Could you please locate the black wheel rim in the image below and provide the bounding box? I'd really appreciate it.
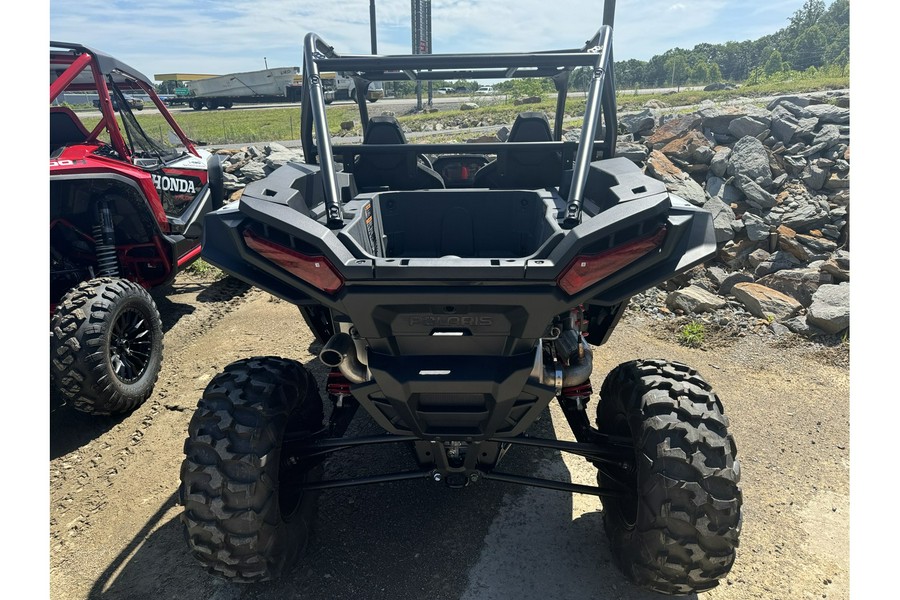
[611,413,639,528]
[109,307,153,384]
[278,406,314,521]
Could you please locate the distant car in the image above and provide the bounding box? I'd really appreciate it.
[435,87,453,95]
[475,86,495,95]
[93,95,145,111]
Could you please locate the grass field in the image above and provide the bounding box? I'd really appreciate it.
[70,75,848,147]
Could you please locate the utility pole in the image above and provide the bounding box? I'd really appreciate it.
[369,0,378,54]
[411,0,432,110]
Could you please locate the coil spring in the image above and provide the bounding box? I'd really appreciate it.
[94,201,119,277]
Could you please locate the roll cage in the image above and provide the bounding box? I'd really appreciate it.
[299,23,617,230]
[50,41,198,163]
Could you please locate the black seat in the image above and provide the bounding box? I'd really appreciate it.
[351,116,445,191]
[50,107,90,153]
[472,112,563,190]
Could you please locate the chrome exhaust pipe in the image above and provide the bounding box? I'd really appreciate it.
[543,333,593,390]
[319,332,369,384]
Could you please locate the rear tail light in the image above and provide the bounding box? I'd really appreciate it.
[557,226,667,295]
[243,229,344,294]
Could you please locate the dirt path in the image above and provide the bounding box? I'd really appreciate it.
[48,273,849,600]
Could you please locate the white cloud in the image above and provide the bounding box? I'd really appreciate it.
[50,0,807,79]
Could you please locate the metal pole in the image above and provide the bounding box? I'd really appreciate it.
[264,56,268,69]
[369,0,378,54]
[303,33,343,229]
[602,0,616,28]
[563,25,612,229]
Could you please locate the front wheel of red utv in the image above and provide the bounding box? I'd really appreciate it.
[179,357,325,582]
[50,277,163,415]
[596,359,742,595]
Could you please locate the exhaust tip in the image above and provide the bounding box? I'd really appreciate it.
[320,348,344,367]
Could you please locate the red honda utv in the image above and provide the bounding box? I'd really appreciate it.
[50,42,224,415]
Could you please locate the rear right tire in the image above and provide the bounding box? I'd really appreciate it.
[596,359,742,595]
[179,357,325,582]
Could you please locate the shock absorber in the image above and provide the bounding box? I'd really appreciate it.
[94,199,119,277]
[326,370,358,437]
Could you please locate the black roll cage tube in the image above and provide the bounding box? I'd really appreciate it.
[300,23,617,230]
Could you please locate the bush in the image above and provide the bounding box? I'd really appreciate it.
[186,258,225,279]
[678,321,706,348]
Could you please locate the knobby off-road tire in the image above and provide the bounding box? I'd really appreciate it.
[179,357,325,582]
[596,359,742,595]
[50,277,163,415]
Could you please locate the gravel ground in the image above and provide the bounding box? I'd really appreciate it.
[43,270,853,600]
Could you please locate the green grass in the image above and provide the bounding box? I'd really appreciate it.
[678,321,706,348]
[71,74,847,147]
[185,258,225,279]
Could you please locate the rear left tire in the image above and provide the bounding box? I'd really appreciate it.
[179,357,325,582]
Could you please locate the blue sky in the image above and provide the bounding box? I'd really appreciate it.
[48,0,827,82]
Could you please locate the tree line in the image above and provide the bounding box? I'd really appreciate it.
[381,0,849,96]
[607,0,849,89]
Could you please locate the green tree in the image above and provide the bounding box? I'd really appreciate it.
[788,0,826,34]
[570,66,592,91]
[692,59,710,84]
[497,78,552,99]
[764,49,784,76]
[156,80,178,94]
[791,24,827,70]
[664,54,691,88]
[832,47,849,75]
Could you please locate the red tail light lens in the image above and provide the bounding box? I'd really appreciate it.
[557,226,667,295]
[243,229,344,294]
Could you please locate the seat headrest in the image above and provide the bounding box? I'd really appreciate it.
[364,115,407,145]
[508,112,553,143]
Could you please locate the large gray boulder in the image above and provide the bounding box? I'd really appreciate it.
[644,114,702,149]
[703,196,737,242]
[727,136,773,188]
[646,150,708,206]
[699,105,771,135]
[620,109,657,135]
[742,212,770,242]
[709,146,732,177]
[757,267,834,307]
[736,175,777,209]
[706,176,742,203]
[753,250,804,278]
[731,282,803,321]
[805,104,850,124]
[665,285,728,314]
[806,282,850,334]
[728,116,769,139]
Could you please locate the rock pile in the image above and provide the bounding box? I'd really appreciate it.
[213,142,305,202]
[210,91,850,342]
[619,91,850,340]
